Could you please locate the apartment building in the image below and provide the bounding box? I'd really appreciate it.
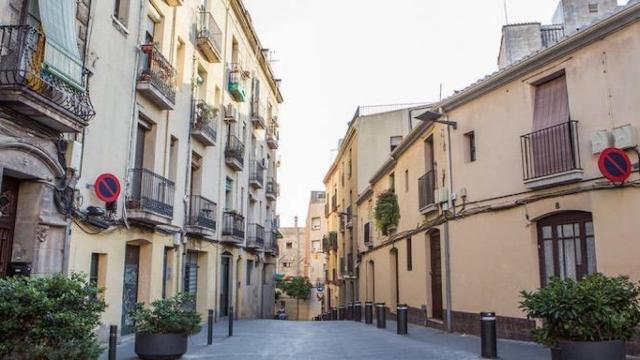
[322,105,424,314]
[353,0,640,355]
[304,191,327,320]
[277,224,303,278]
[0,0,282,339]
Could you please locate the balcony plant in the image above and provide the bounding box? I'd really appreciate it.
[519,274,640,360]
[0,273,106,360]
[374,190,400,235]
[195,101,218,128]
[130,293,202,360]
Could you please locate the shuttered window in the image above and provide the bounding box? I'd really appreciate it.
[533,74,569,130]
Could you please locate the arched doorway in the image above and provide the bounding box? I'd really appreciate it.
[537,211,596,286]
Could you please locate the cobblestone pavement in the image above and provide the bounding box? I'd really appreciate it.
[107,319,549,359]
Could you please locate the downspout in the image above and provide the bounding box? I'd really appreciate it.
[443,114,454,333]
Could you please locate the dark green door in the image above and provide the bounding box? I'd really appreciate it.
[121,245,140,335]
[184,251,199,310]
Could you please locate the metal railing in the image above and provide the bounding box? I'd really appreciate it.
[0,25,95,121]
[193,99,217,141]
[222,211,244,239]
[187,195,217,230]
[128,168,175,217]
[197,11,222,55]
[251,99,265,123]
[521,121,581,181]
[139,44,176,104]
[418,170,436,210]
[266,179,278,197]
[249,159,265,186]
[541,24,565,47]
[247,223,265,247]
[225,135,245,165]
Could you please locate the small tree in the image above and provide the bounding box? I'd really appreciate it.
[374,190,400,235]
[281,277,313,320]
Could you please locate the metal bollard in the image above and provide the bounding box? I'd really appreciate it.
[208,309,214,345]
[338,305,346,320]
[354,301,362,322]
[228,307,234,337]
[397,304,408,335]
[347,303,353,320]
[376,303,386,329]
[480,312,497,359]
[365,301,373,324]
[331,308,337,320]
[108,325,117,360]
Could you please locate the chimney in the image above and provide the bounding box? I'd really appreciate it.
[555,0,618,36]
[498,23,543,69]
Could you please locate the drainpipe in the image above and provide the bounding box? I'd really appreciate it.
[443,113,454,333]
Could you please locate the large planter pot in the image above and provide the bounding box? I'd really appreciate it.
[135,333,188,360]
[558,340,625,360]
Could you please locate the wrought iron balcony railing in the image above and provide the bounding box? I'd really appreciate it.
[521,121,581,181]
[138,44,176,107]
[191,100,217,145]
[127,168,175,218]
[266,123,279,149]
[0,25,95,128]
[225,135,245,168]
[187,195,217,230]
[222,211,245,239]
[266,179,278,199]
[249,159,265,187]
[418,169,436,211]
[196,11,222,62]
[250,99,266,128]
[247,223,265,248]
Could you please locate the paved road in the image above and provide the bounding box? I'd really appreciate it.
[108,319,549,359]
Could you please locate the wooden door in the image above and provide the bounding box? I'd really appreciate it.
[220,256,230,317]
[121,245,140,335]
[430,232,443,320]
[0,177,19,277]
[184,252,198,310]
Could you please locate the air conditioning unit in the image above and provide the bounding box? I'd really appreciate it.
[224,104,238,122]
[436,187,450,203]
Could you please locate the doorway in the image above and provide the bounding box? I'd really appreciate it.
[220,254,231,317]
[0,176,19,277]
[429,231,443,320]
[184,251,199,310]
[121,245,140,335]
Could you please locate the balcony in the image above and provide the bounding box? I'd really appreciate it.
[418,170,436,213]
[521,121,582,189]
[363,222,373,248]
[247,223,265,250]
[126,168,175,224]
[224,135,245,171]
[266,179,278,201]
[137,44,176,110]
[250,100,266,129]
[221,211,244,243]
[191,100,218,146]
[0,25,95,132]
[345,206,353,228]
[249,159,265,189]
[196,11,222,63]
[322,231,338,253]
[266,123,279,149]
[228,64,246,102]
[185,195,217,238]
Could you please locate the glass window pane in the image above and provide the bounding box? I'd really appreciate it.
[575,238,582,266]
[585,222,594,236]
[544,240,555,281]
[562,224,574,237]
[564,239,577,281]
[574,224,580,237]
[556,225,563,238]
[542,226,552,239]
[557,240,565,280]
[586,236,597,274]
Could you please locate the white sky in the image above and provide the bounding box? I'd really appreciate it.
[242,0,620,226]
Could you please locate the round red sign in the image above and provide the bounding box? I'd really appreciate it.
[94,173,121,203]
[598,148,632,183]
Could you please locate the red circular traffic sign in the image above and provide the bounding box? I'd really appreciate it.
[94,173,121,203]
[598,147,632,183]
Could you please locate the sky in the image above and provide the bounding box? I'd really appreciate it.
[241,0,617,227]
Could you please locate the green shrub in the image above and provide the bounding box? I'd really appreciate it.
[519,273,640,347]
[0,273,107,360]
[374,190,400,235]
[129,293,202,335]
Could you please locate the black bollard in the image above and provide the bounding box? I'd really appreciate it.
[207,310,214,345]
[354,301,362,322]
[376,303,386,329]
[331,308,337,320]
[397,304,408,335]
[480,312,497,359]
[108,325,117,360]
[228,307,234,337]
[365,301,373,324]
[347,303,353,320]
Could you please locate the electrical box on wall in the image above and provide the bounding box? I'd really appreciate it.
[590,130,611,154]
[612,124,638,149]
[65,140,83,171]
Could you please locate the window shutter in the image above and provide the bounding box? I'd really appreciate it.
[532,75,569,130]
[38,0,84,88]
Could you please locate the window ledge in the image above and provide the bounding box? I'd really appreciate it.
[420,203,438,215]
[524,169,584,190]
[111,16,129,36]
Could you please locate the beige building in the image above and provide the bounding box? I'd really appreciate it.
[303,191,326,319]
[277,225,303,278]
[0,0,282,340]
[349,0,640,355]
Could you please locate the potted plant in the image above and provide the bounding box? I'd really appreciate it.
[374,190,400,235]
[520,273,640,360]
[195,101,218,129]
[130,293,202,360]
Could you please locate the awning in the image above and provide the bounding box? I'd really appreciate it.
[38,0,84,88]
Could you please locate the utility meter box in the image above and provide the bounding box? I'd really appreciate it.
[590,130,611,154]
[612,124,637,149]
[65,140,83,171]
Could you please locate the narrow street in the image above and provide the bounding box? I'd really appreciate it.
[109,320,548,360]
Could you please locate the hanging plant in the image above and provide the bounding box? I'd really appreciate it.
[374,190,400,235]
[196,101,218,126]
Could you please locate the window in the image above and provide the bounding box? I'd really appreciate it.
[465,131,476,162]
[390,136,403,152]
[312,240,321,252]
[286,242,293,249]
[90,253,106,299]
[246,260,253,285]
[168,136,178,181]
[404,169,409,192]
[311,217,321,230]
[114,0,131,27]
[537,212,596,286]
[588,3,598,13]
[389,172,395,193]
[406,238,412,271]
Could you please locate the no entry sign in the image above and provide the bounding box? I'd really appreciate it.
[598,148,632,183]
[94,173,121,203]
